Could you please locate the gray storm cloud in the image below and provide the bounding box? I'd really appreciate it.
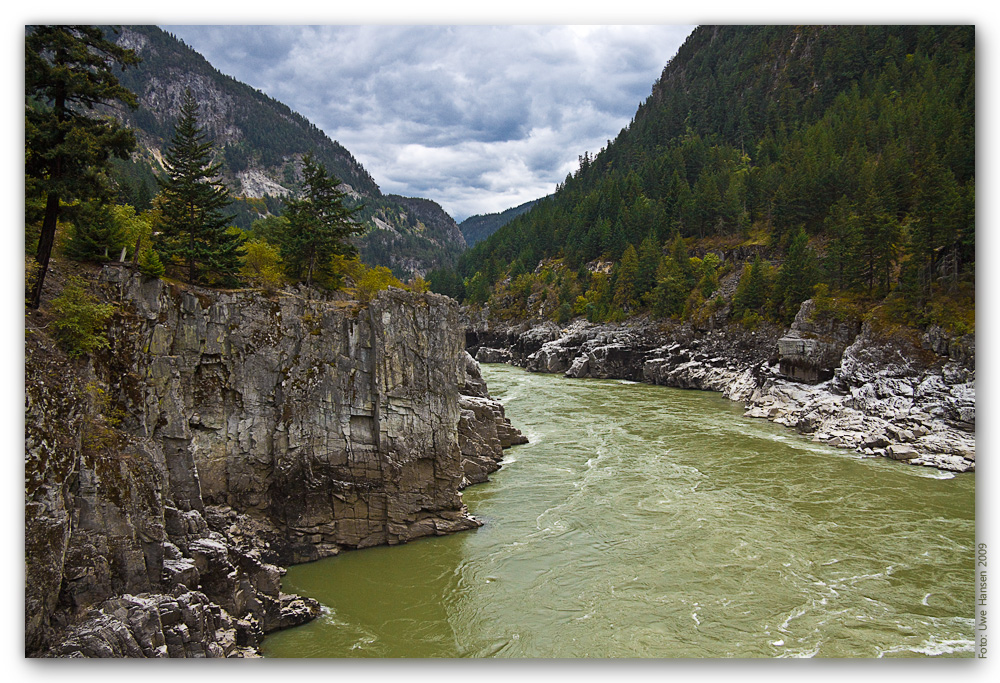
[161,24,694,221]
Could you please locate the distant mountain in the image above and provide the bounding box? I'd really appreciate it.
[105,25,465,278]
[459,197,547,247]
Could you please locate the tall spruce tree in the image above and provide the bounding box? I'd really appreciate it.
[280,153,363,287]
[25,25,139,308]
[155,89,240,285]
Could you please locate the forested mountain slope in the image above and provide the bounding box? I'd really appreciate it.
[106,25,465,277]
[449,25,974,334]
[459,197,546,247]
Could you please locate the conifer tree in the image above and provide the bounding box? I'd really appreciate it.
[613,244,639,311]
[668,233,695,288]
[771,228,818,322]
[855,182,901,296]
[64,202,127,262]
[732,254,769,319]
[155,89,241,285]
[635,231,662,298]
[822,195,860,290]
[649,255,688,319]
[25,25,139,308]
[280,153,363,287]
[909,151,961,296]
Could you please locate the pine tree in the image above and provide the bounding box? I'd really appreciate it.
[155,90,241,286]
[280,153,363,287]
[855,181,902,296]
[909,150,961,297]
[25,25,139,308]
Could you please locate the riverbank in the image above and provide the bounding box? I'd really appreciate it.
[464,299,975,473]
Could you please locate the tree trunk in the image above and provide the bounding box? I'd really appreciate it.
[28,67,67,309]
[27,192,60,309]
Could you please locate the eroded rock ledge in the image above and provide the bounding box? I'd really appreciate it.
[25,266,524,657]
[466,299,974,473]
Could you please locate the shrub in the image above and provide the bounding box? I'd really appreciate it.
[354,265,403,302]
[50,277,117,358]
[239,239,285,294]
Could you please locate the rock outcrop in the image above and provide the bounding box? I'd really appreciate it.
[775,299,861,383]
[466,300,974,473]
[26,264,524,657]
[742,320,975,471]
[458,352,528,487]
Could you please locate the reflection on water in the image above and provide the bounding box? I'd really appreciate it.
[262,364,975,658]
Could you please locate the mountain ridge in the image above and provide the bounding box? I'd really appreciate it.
[105,25,466,278]
[459,196,547,247]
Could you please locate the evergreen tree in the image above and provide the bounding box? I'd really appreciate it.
[280,153,363,287]
[635,231,662,298]
[822,195,860,290]
[155,89,241,285]
[25,25,139,308]
[248,214,290,246]
[732,254,770,319]
[771,228,819,322]
[612,244,639,311]
[649,255,688,319]
[601,220,628,261]
[668,233,696,288]
[464,272,490,305]
[909,150,961,296]
[697,252,721,298]
[427,267,465,300]
[64,202,127,262]
[856,182,902,296]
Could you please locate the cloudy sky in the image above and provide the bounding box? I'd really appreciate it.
[160,24,695,222]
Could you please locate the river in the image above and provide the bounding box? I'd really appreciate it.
[262,363,975,658]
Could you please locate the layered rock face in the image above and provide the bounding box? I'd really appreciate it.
[468,300,974,473]
[26,266,524,657]
[106,267,481,559]
[775,299,861,383]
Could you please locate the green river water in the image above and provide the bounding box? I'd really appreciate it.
[262,364,976,658]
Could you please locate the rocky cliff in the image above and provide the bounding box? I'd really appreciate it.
[25,264,523,657]
[467,301,974,473]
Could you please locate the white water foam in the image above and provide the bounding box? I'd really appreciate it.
[878,637,974,657]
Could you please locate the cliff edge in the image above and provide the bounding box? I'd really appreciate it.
[25,264,524,657]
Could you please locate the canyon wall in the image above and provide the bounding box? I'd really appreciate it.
[25,266,522,656]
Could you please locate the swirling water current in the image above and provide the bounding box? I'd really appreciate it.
[262,364,975,658]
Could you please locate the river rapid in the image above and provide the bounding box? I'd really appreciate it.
[262,364,975,658]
